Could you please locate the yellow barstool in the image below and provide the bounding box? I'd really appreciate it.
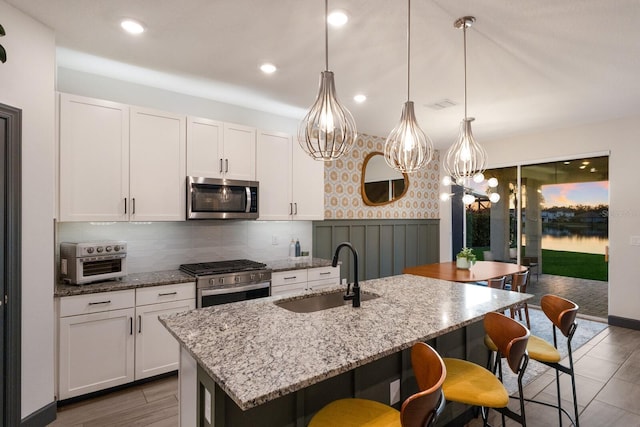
[528,294,580,426]
[309,343,446,427]
[444,312,530,426]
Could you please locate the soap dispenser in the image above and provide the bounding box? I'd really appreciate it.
[289,239,296,257]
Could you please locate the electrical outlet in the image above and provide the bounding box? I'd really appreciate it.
[272,235,279,245]
[631,236,640,246]
[390,379,401,405]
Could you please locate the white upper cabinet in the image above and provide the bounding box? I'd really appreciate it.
[129,107,186,221]
[58,93,186,222]
[186,117,223,178]
[59,93,130,222]
[187,117,256,181]
[256,130,292,220]
[256,131,324,220]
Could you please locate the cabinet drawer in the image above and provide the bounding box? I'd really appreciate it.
[271,282,307,296]
[136,282,195,306]
[60,289,135,317]
[307,278,339,291]
[307,266,339,282]
[272,270,308,287]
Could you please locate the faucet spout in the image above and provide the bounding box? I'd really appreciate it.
[332,242,360,308]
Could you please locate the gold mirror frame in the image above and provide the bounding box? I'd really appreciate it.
[361,151,410,206]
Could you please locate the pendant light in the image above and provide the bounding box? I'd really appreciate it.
[443,16,487,185]
[384,0,433,173]
[298,0,357,161]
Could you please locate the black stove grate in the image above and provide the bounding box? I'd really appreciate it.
[180,259,267,276]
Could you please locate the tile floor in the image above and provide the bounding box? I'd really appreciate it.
[470,324,640,427]
[49,324,640,427]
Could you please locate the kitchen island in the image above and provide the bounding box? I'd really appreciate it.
[161,274,531,426]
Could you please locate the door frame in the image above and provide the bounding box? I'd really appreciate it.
[1,102,22,426]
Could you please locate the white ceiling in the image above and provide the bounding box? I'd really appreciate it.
[8,0,640,148]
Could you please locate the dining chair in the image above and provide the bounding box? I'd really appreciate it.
[509,270,531,328]
[308,342,446,427]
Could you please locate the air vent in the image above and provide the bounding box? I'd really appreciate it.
[426,99,457,110]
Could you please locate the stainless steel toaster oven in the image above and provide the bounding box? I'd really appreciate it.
[60,241,127,285]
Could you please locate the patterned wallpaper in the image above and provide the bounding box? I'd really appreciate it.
[324,133,441,219]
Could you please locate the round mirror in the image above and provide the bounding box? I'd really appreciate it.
[361,152,410,206]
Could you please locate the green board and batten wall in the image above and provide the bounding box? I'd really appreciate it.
[312,219,440,283]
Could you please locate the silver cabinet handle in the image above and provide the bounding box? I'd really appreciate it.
[158,291,177,296]
[289,203,293,215]
[284,276,297,280]
[219,158,223,173]
[129,317,133,335]
[138,315,142,333]
[294,203,298,215]
[124,198,127,214]
[88,300,111,305]
[320,272,331,275]
[132,198,136,215]
[225,159,229,173]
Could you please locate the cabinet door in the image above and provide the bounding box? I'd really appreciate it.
[130,107,186,221]
[134,299,195,380]
[256,130,292,220]
[223,123,256,181]
[187,116,224,178]
[58,308,135,400]
[59,93,129,221]
[291,142,325,220]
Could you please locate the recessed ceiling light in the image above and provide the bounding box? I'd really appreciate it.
[579,165,586,170]
[328,10,349,27]
[590,167,597,173]
[353,94,367,103]
[582,161,590,165]
[120,19,145,35]
[260,63,277,74]
[563,161,571,165]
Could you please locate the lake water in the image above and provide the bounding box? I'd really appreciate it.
[539,234,608,255]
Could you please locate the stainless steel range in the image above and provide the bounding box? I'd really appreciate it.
[179,259,271,308]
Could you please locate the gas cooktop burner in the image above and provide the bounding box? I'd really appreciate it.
[180,259,267,276]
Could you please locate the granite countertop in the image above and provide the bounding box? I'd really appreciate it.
[54,270,195,297]
[265,257,334,272]
[54,258,334,297]
[160,274,532,411]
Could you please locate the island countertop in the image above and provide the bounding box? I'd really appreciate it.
[160,274,531,411]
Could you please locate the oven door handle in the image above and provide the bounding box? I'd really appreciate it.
[201,282,270,296]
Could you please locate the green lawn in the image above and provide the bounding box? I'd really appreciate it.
[473,247,608,281]
[541,249,608,281]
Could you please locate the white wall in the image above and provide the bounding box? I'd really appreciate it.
[0,1,56,418]
[57,67,300,135]
[447,116,638,321]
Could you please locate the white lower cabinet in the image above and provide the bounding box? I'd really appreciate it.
[57,282,195,400]
[271,266,340,296]
[134,285,196,380]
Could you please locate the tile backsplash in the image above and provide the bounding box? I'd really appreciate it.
[57,220,313,274]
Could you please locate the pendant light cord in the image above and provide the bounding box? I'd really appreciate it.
[463,21,468,119]
[407,0,411,101]
[325,0,329,71]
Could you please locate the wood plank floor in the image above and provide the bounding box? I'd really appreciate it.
[48,374,178,427]
[48,325,640,426]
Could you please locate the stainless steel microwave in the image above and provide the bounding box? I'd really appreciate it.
[187,176,259,219]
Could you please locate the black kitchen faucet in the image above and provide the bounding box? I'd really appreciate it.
[332,242,361,308]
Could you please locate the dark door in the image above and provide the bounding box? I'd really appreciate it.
[1,103,21,426]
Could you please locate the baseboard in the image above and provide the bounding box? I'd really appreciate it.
[608,315,640,330]
[21,400,57,427]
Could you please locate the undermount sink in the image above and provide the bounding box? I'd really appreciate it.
[275,290,380,313]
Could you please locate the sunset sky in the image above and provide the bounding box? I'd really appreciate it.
[541,181,609,208]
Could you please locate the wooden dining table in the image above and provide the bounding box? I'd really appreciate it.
[403,261,528,283]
